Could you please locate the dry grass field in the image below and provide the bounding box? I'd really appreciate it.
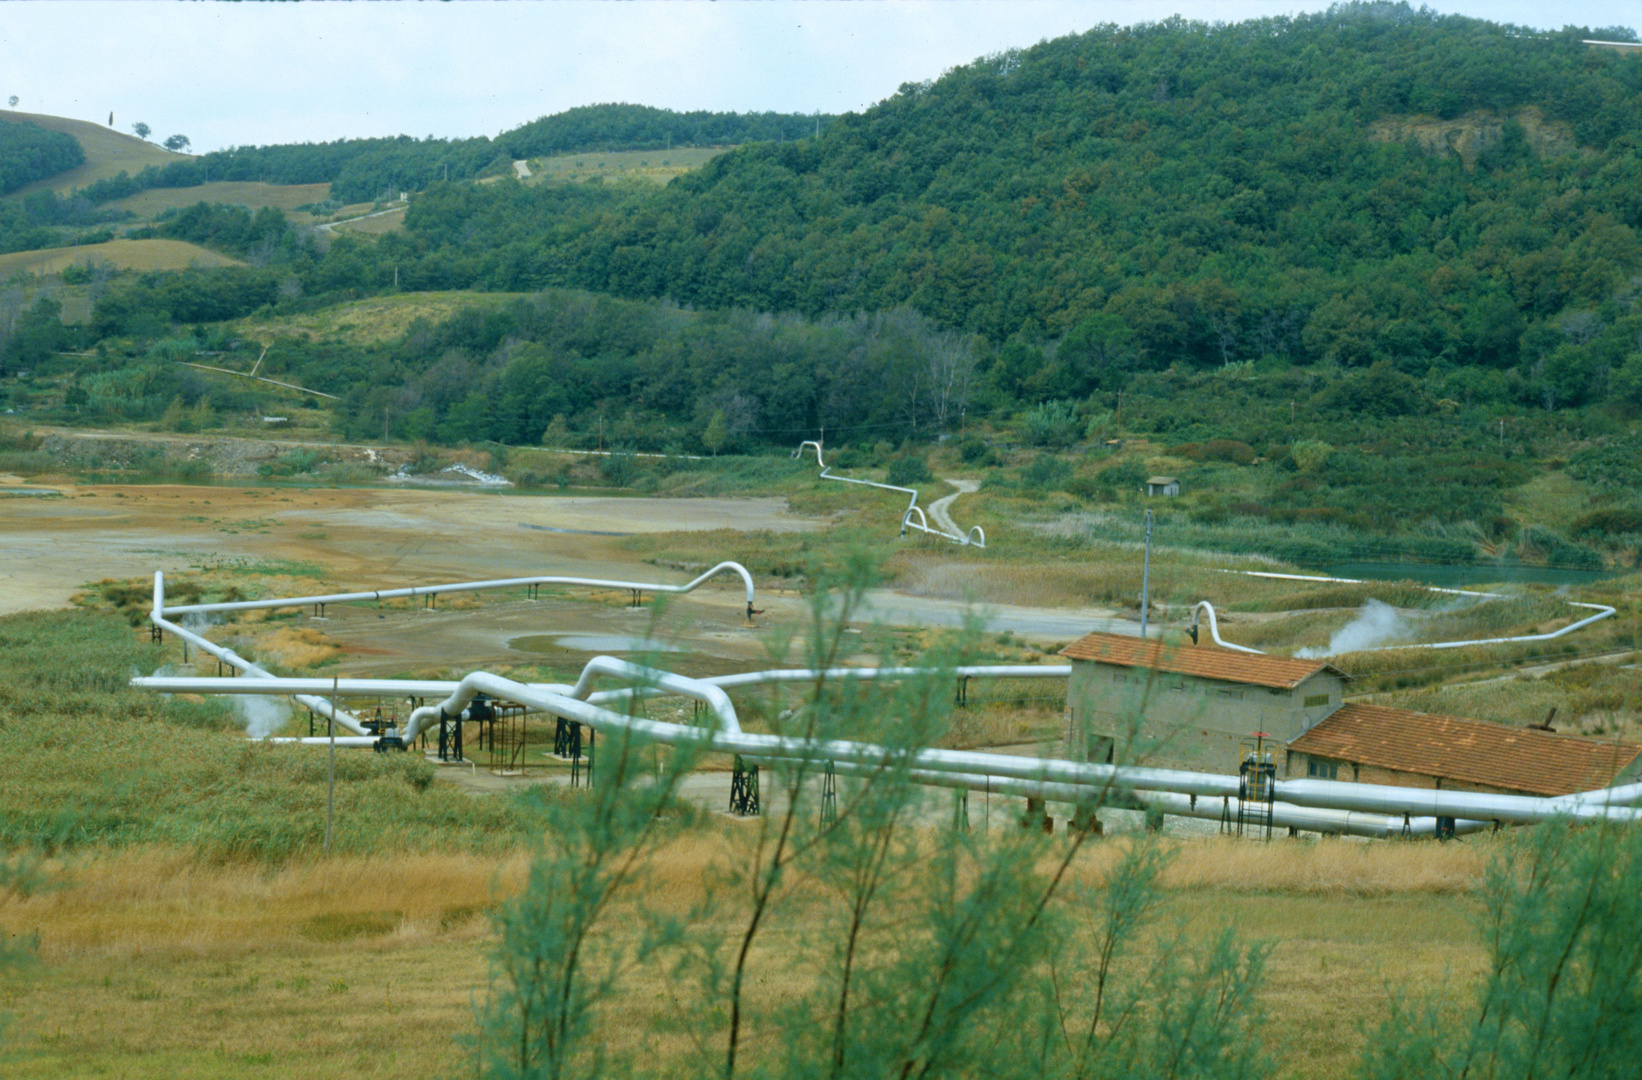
[524,144,728,185]
[0,830,1492,1080]
[3,112,183,196]
[233,291,527,346]
[101,181,334,220]
[0,238,241,279]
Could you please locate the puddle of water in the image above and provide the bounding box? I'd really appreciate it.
[510,633,682,654]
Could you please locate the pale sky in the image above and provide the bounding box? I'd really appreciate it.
[1,1,1636,154]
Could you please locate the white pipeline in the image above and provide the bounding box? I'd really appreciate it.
[157,560,756,616]
[1227,570,1615,653]
[796,440,983,547]
[138,664,1642,830]
[1189,601,1263,654]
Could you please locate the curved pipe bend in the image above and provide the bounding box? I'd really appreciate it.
[150,572,371,735]
[1226,570,1615,654]
[1191,601,1263,654]
[158,563,756,616]
[799,439,982,547]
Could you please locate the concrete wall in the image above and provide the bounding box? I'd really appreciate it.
[1065,661,1344,775]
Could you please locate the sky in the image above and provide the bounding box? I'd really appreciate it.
[1,1,1637,154]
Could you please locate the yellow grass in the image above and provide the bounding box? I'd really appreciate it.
[4,111,183,196]
[0,239,241,278]
[101,181,333,220]
[0,830,1491,1079]
[253,625,339,669]
[232,291,527,346]
[526,144,728,186]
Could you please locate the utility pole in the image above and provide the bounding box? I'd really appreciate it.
[325,676,337,854]
[1139,510,1154,639]
[1499,417,1505,451]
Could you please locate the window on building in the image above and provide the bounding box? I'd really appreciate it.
[1307,758,1340,780]
[1303,693,1330,708]
[1217,689,1244,700]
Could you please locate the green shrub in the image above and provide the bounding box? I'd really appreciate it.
[1020,454,1072,490]
[1020,400,1080,448]
[886,454,932,486]
[1570,507,1642,542]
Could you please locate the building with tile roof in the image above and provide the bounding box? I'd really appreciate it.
[1288,702,1642,796]
[1061,631,1348,772]
[1060,630,1642,793]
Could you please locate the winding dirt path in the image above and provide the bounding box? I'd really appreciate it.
[927,478,978,539]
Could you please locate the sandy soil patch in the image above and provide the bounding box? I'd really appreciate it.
[0,483,821,616]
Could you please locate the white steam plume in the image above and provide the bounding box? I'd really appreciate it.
[1297,599,1410,658]
[234,695,290,739]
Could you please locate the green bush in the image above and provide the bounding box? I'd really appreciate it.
[1020,400,1080,448]
[1020,453,1072,490]
[956,434,997,465]
[886,454,932,486]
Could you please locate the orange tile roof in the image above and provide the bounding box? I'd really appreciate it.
[1289,702,1642,797]
[1060,631,1346,690]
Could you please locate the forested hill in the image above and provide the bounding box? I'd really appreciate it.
[0,117,85,195]
[396,5,1642,382]
[73,103,835,205]
[497,103,832,158]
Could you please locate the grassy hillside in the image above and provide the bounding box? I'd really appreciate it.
[523,144,728,186]
[0,238,241,278]
[102,180,333,220]
[233,290,526,346]
[5,111,182,195]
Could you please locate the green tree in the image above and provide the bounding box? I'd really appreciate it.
[131,121,150,141]
[702,409,728,456]
[163,134,191,153]
[1361,822,1642,1080]
[474,551,1275,1080]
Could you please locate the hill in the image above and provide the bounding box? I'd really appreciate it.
[47,103,833,210]
[497,102,832,158]
[2,110,182,195]
[0,113,85,195]
[100,180,334,220]
[398,6,1642,373]
[0,237,242,278]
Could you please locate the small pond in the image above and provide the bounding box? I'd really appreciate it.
[1316,561,1613,589]
[509,634,684,654]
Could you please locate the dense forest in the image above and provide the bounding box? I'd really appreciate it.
[497,103,834,158]
[0,116,85,195]
[67,103,835,207]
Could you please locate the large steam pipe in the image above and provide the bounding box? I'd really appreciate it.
[798,759,1479,839]
[147,665,1642,829]
[151,572,371,735]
